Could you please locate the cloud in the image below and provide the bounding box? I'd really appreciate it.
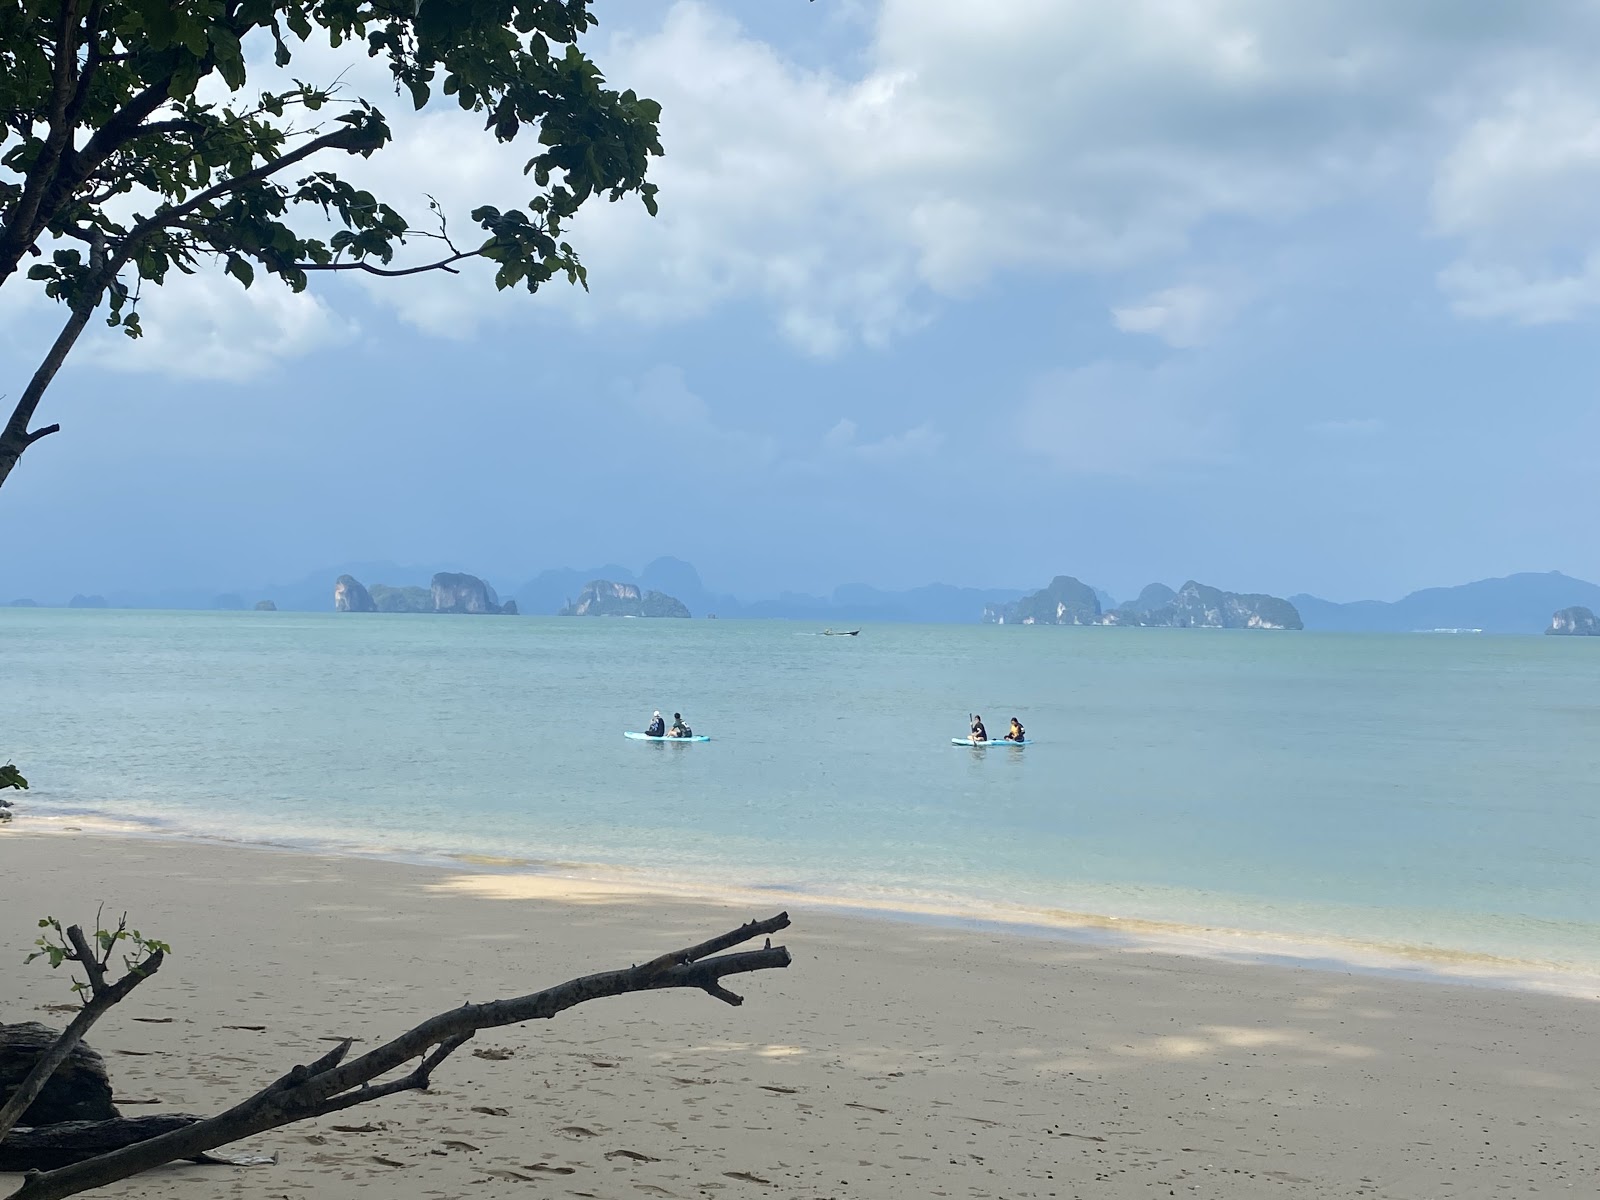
[0,264,354,385]
[313,0,1479,349]
[822,417,942,462]
[19,0,1600,384]
[76,273,357,382]
[1017,361,1232,478]
[535,0,1600,346]
[1432,80,1600,323]
[611,364,779,469]
[1112,285,1235,348]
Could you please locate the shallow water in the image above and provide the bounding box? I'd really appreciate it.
[5,609,1598,983]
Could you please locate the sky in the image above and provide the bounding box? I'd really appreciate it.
[4,0,1600,605]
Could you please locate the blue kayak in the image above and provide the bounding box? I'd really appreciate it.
[953,738,1030,747]
[625,731,711,743]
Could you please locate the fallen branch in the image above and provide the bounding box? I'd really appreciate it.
[3,912,792,1200]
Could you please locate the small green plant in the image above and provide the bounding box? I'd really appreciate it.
[27,910,170,1000]
[0,761,23,821]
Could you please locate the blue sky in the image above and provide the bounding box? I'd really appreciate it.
[4,0,1600,605]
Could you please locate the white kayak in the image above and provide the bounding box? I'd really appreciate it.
[625,731,711,743]
[953,738,1031,747]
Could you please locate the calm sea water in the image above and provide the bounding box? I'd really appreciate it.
[4,609,1598,984]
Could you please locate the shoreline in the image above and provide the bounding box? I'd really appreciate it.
[11,809,1598,1002]
[3,830,1595,1199]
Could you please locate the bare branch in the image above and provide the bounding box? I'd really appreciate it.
[62,927,106,995]
[21,425,61,446]
[3,914,791,1200]
[296,251,476,278]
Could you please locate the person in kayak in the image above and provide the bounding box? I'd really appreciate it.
[969,714,988,742]
[1005,717,1026,742]
[645,710,666,738]
[668,712,693,738]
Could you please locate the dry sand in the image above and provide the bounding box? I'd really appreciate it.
[1,831,1595,1199]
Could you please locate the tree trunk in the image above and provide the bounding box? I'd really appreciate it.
[0,1116,200,1172]
[0,1026,118,1128]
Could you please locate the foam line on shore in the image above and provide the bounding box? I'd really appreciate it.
[10,810,1598,1001]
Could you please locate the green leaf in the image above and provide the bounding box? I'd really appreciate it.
[225,256,255,288]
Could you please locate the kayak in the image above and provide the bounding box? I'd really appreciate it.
[625,731,711,743]
[953,738,1030,747]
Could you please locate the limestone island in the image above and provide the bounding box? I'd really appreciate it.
[559,580,691,618]
[1546,605,1599,635]
[986,576,1302,629]
[334,573,517,615]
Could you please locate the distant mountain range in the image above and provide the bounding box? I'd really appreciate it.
[514,558,1023,623]
[984,576,1302,629]
[1290,572,1600,635]
[9,562,1597,633]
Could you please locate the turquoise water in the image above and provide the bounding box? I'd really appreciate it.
[4,609,1599,981]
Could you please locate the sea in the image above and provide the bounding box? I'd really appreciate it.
[4,608,1598,995]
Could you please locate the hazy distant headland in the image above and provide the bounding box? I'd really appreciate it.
[559,580,691,618]
[334,572,518,616]
[14,562,1600,634]
[984,577,1303,629]
[1546,605,1599,635]
[1292,571,1600,635]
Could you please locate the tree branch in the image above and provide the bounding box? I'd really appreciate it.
[62,927,107,995]
[0,935,164,1143]
[0,233,125,489]
[296,250,477,278]
[22,425,61,446]
[121,125,379,250]
[3,913,791,1200]
[0,0,86,281]
[2,123,379,492]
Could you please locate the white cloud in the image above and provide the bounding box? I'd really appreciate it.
[322,0,1470,350]
[0,263,353,384]
[18,0,1600,382]
[1112,285,1234,348]
[1017,361,1232,478]
[522,0,1600,346]
[79,273,357,382]
[1433,80,1600,323]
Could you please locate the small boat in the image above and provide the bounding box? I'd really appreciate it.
[952,738,1030,747]
[625,731,711,743]
[821,628,860,636]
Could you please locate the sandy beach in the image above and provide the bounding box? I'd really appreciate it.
[2,831,1595,1199]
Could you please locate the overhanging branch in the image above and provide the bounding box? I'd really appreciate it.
[296,250,477,278]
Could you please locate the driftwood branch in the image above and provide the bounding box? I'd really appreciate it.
[0,927,163,1143]
[3,912,792,1200]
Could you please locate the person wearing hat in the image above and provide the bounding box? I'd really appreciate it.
[645,710,666,738]
[668,711,693,738]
